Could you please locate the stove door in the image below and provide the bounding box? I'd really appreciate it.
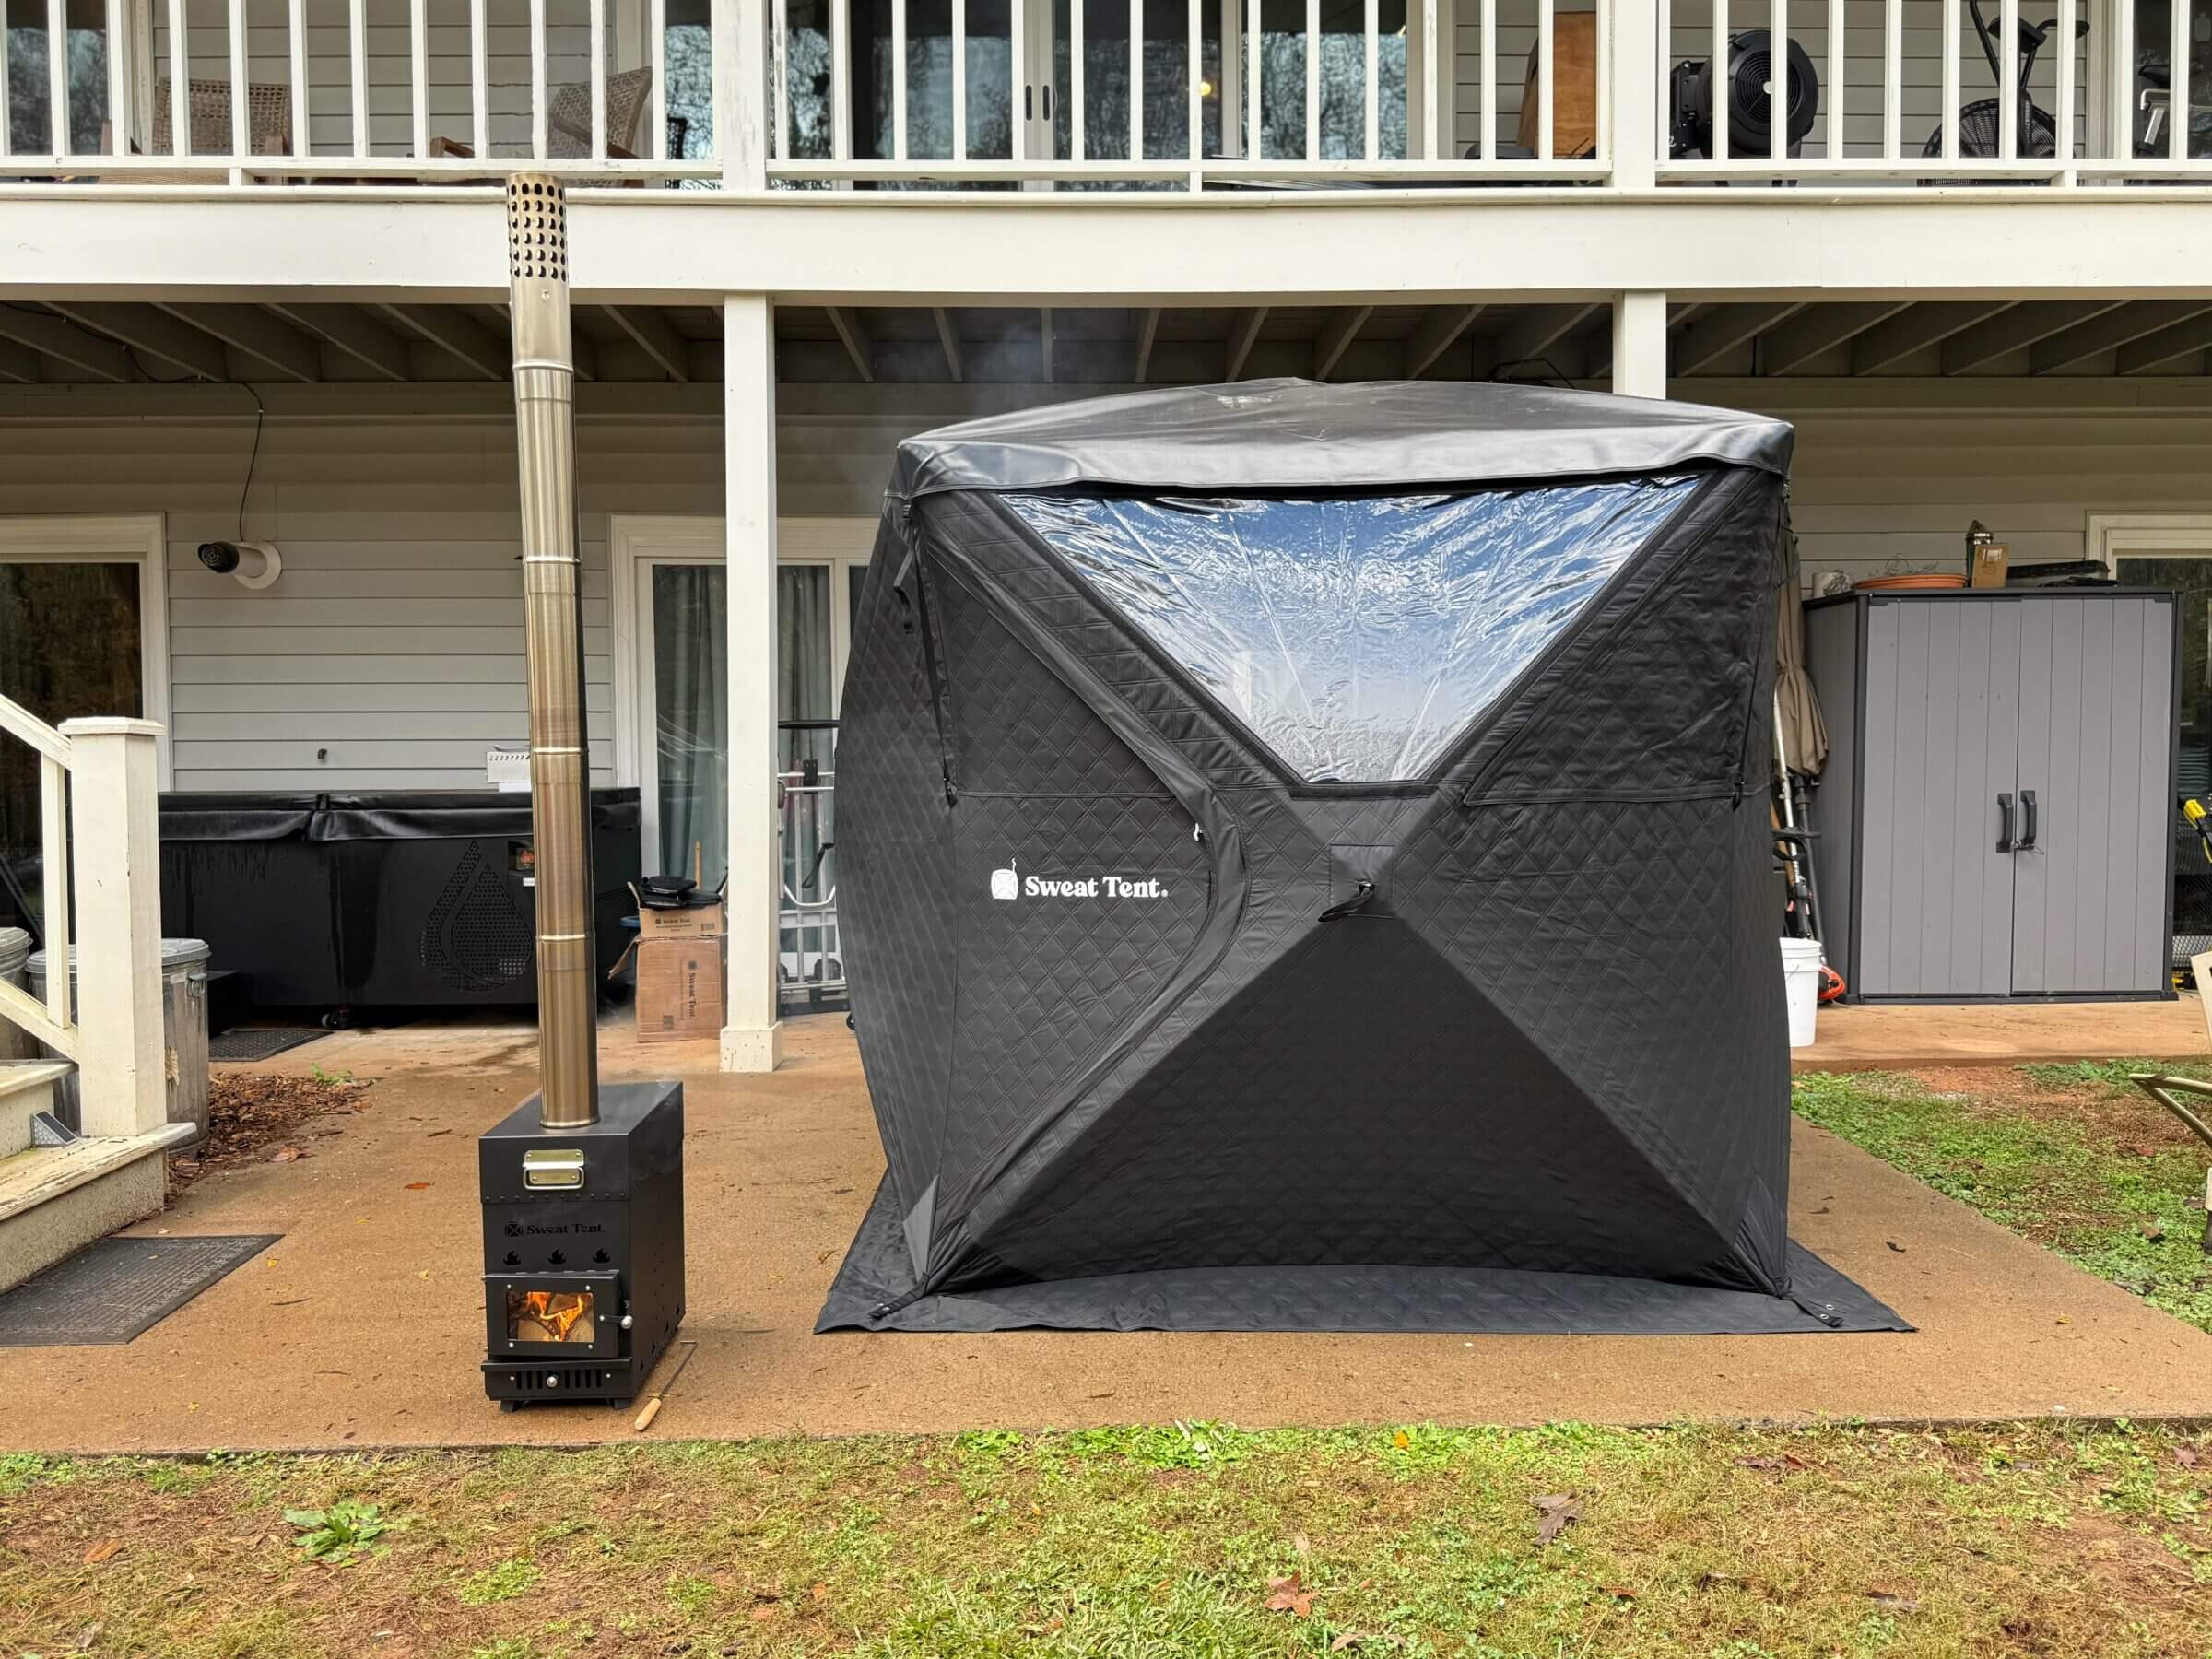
[487,1271,623,1361]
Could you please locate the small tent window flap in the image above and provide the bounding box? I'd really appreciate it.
[1006,477,1699,782]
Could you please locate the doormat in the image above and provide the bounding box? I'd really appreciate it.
[0,1234,280,1347]
[209,1027,327,1063]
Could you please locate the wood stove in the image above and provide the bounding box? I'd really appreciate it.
[480,1080,685,1409]
[481,172,687,1410]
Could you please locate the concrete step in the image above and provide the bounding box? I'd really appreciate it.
[0,1059,75,1159]
[0,1123,195,1295]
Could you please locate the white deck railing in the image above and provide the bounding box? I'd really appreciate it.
[0,697,76,1063]
[0,698,168,1140]
[764,0,1608,186]
[0,0,2205,191]
[1656,0,2199,186]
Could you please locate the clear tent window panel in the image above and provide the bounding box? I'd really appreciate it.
[1005,477,1700,782]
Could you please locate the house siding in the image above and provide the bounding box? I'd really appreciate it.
[3,380,2208,792]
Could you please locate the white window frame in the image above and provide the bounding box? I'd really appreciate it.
[609,512,875,877]
[0,514,172,787]
[2088,512,2212,571]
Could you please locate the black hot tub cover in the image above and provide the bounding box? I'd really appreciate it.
[820,379,1905,1336]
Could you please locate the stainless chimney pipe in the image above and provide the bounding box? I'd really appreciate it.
[505,174,599,1130]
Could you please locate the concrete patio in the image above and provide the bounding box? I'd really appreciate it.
[2,1000,2209,1453]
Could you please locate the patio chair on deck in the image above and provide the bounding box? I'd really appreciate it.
[429,67,653,166]
[99,79,291,183]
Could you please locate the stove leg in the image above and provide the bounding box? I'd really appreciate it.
[500,1399,522,1413]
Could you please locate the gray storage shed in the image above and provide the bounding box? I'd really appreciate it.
[1805,589,2178,1002]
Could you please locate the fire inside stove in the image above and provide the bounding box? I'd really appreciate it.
[507,1288,596,1344]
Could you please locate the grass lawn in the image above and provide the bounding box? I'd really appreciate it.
[2,1419,2209,1658]
[3,1062,2210,1658]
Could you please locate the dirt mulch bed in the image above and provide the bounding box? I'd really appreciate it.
[168,1073,375,1194]
[1904,1062,2212,1157]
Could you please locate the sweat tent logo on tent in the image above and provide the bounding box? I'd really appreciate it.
[990,860,1168,901]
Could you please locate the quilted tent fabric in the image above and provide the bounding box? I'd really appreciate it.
[821,379,1906,1337]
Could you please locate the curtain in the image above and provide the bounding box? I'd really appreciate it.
[651,565,727,888]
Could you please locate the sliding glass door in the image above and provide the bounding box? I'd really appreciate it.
[623,520,872,1006]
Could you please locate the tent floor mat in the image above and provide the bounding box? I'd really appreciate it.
[817,1178,1911,1336]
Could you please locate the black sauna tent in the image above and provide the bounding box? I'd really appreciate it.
[819,379,1905,1336]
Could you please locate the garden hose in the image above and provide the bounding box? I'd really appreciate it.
[2185,798,2212,865]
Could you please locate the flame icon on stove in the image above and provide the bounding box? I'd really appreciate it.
[989,858,1019,901]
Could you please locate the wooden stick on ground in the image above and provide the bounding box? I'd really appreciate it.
[632,1341,699,1432]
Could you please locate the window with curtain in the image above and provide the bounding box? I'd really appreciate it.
[651,564,727,888]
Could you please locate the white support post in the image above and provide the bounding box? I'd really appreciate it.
[164,0,187,157]
[0,0,12,158]
[1479,0,1496,159]
[591,0,609,159]
[1304,0,1319,160]
[474,0,492,159]
[48,0,68,156]
[289,0,310,159]
[106,0,128,157]
[412,0,431,158]
[1610,291,1666,397]
[722,296,784,1075]
[349,0,368,158]
[1187,0,1201,171]
[1363,0,1378,160]
[1711,0,1727,160]
[1132,0,1144,161]
[1607,0,1655,188]
[532,0,550,159]
[58,718,167,1138]
[1940,0,1959,160]
[893,0,907,160]
[648,0,665,158]
[724,0,770,187]
[1245,0,1258,161]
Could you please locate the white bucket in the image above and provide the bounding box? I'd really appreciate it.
[1779,936,1824,1049]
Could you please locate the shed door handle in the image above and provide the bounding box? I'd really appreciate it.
[2019,789,2039,850]
[1996,791,2015,852]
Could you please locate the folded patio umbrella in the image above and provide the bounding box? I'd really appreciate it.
[819,378,1906,1337]
[1774,537,1829,775]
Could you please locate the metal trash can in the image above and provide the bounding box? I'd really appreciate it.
[0,927,32,1063]
[28,938,212,1141]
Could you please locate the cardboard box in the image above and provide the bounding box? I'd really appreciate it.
[1516,11,1598,159]
[635,901,725,941]
[629,880,725,940]
[1968,540,2010,589]
[636,939,724,1044]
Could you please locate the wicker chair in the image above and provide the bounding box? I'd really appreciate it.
[430,66,653,162]
[99,78,290,183]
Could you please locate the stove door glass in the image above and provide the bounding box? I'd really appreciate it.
[507,1287,598,1345]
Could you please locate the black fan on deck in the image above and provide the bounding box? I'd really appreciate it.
[1670,29,1819,159]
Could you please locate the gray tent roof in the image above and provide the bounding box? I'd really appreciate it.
[890,378,1794,500]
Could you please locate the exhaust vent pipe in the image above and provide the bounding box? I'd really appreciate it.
[505,173,598,1131]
